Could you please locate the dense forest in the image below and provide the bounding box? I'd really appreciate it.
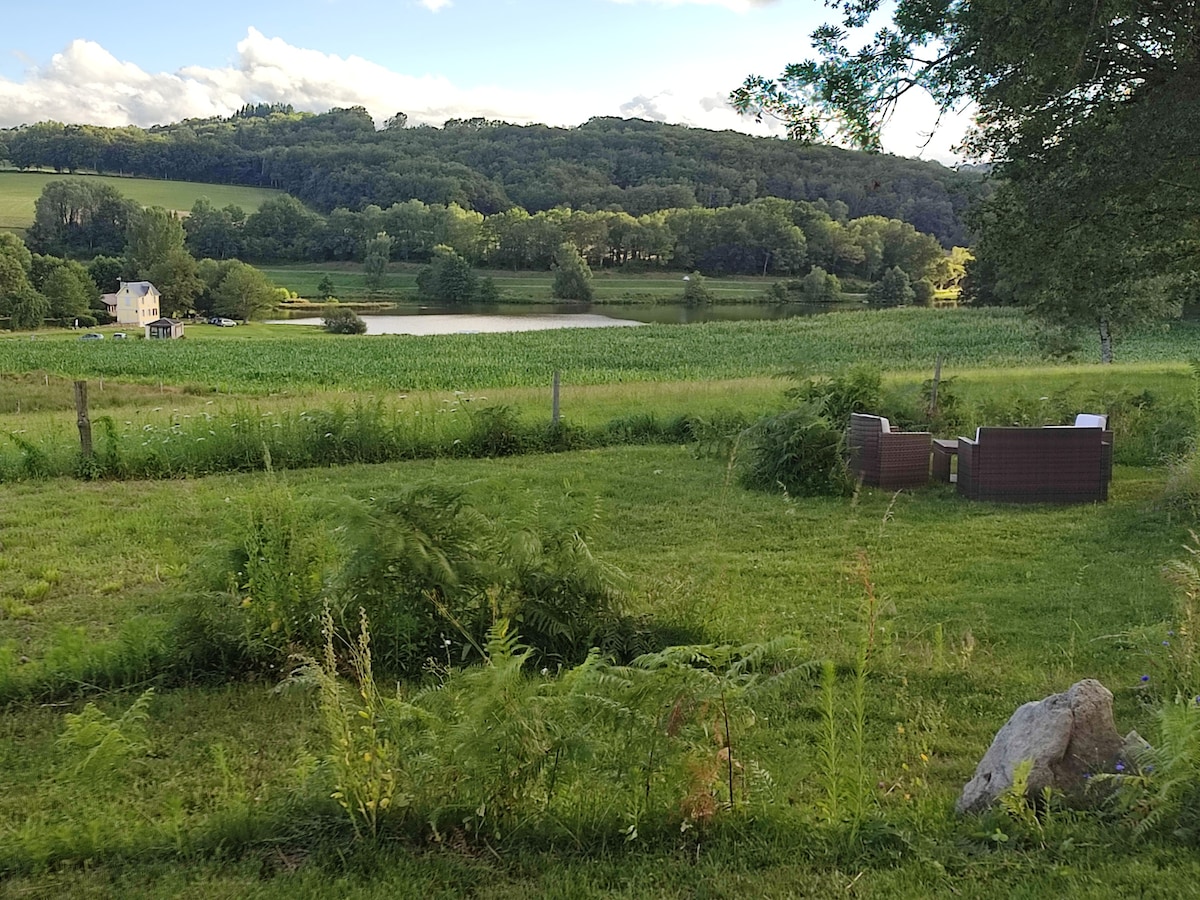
[0,107,985,248]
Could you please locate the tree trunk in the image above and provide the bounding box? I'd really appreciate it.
[1098,318,1113,364]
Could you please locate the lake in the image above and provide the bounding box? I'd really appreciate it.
[269,302,853,335]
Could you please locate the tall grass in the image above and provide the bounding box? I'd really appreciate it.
[0,397,723,482]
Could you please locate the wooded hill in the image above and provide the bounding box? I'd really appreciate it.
[0,108,985,248]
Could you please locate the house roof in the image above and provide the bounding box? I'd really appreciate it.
[146,318,182,327]
[120,281,158,296]
[101,293,118,306]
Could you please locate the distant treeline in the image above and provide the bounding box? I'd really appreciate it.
[26,177,954,285]
[0,109,985,247]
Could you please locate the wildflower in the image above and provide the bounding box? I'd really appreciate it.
[1163,641,1170,647]
[1145,765,1154,773]
[1115,761,1125,773]
[1140,674,1150,682]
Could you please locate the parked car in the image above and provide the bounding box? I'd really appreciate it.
[112,332,128,339]
[79,332,104,340]
[209,317,237,327]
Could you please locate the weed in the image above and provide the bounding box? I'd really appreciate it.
[57,688,156,780]
[739,401,853,497]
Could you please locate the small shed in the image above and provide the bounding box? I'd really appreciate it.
[145,318,184,340]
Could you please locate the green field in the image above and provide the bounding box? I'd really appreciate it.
[0,171,282,231]
[3,310,1200,896]
[261,262,787,304]
[4,308,1197,394]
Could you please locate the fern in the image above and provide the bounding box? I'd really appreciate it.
[1132,695,1200,840]
[58,688,155,779]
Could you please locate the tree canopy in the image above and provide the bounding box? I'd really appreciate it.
[733,0,1200,359]
[0,114,985,248]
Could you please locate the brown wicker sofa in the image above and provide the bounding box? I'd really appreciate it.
[956,425,1113,503]
[848,413,932,489]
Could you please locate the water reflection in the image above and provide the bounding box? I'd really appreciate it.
[270,301,855,335]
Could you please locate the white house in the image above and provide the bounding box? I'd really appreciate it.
[114,281,161,326]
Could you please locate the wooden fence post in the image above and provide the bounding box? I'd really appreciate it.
[552,370,561,424]
[75,380,93,458]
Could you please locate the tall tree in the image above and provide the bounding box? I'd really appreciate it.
[184,199,245,260]
[362,232,393,293]
[124,206,188,278]
[0,232,34,299]
[212,261,276,321]
[551,243,594,301]
[125,207,202,315]
[416,245,477,304]
[41,265,95,321]
[733,0,1200,359]
[7,286,49,330]
[27,178,137,256]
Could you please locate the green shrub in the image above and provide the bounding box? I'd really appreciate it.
[682,272,713,305]
[866,267,915,307]
[911,279,935,307]
[740,401,853,497]
[796,267,842,303]
[787,366,883,425]
[323,307,367,334]
[461,405,537,457]
[416,245,477,304]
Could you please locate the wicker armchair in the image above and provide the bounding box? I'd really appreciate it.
[848,414,932,489]
[956,425,1112,503]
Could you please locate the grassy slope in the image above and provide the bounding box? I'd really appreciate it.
[0,448,1193,896]
[0,171,282,231]
[2,312,1200,895]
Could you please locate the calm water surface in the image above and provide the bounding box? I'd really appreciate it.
[270,302,853,335]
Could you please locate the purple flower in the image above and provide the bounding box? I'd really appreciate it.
[1115,761,1126,773]
[1141,675,1151,682]
[1145,765,1154,774]
[1163,641,1171,647]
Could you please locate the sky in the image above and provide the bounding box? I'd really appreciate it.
[0,0,973,163]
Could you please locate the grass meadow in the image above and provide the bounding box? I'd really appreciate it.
[0,170,282,232]
[261,262,783,304]
[3,308,1200,896]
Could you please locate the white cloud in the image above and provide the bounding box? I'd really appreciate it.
[419,0,453,11]
[0,28,965,163]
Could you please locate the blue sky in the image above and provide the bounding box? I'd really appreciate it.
[0,0,971,161]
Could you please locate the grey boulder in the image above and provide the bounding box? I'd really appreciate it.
[956,679,1124,815]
